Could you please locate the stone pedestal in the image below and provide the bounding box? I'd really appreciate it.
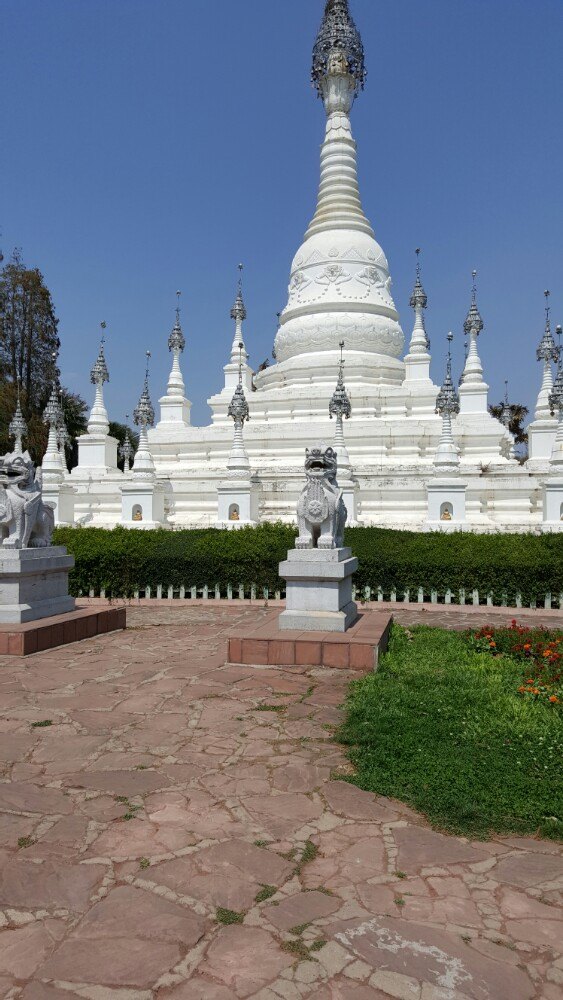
[542,479,563,530]
[341,482,359,526]
[43,483,75,527]
[427,479,467,529]
[75,434,119,473]
[121,480,165,528]
[0,546,75,624]
[279,547,358,633]
[216,480,259,529]
[158,393,191,428]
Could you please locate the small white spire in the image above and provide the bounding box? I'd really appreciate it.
[42,359,65,482]
[459,271,489,413]
[9,381,27,455]
[500,380,517,460]
[408,249,430,356]
[132,352,156,479]
[434,333,461,472]
[226,342,251,479]
[329,340,353,479]
[230,264,249,365]
[119,414,134,473]
[548,326,563,468]
[88,322,110,435]
[166,290,187,399]
[534,290,559,420]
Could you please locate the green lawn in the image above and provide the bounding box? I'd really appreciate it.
[338,625,563,841]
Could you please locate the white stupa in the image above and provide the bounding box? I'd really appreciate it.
[61,0,560,532]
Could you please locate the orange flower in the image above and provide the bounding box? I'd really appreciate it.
[518,685,526,693]
[532,688,540,695]
[543,650,552,657]
[523,643,531,651]
[489,641,496,648]
[549,695,559,703]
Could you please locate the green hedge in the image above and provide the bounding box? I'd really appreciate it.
[53,524,563,606]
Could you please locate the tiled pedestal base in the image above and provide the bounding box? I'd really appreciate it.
[0,606,126,656]
[228,609,392,671]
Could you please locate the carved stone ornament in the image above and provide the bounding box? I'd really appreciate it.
[0,451,55,549]
[296,445,347,550]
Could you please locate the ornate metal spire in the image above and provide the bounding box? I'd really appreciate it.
[436,334,460,416]
[119,414,134,471]
[168,291,186,353]
[228,343,250,426]
[9,382,27,454]
[312,0,366,96]
[133,352,155,428]
[409,248,428,311]
[536,290,559,363]
[57,420,70,457]
[230,264,247,324]
[229,264,249,366]
[90,322,109,385]
[463,270,484,335]
[329,341,352,420]
[43,381,63,429]
[500,380,512,429]
[549,327,563,416]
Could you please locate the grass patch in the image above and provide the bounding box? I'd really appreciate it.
[309,939,327,952]
[139,857,150,870]
[300,840,318,865]
[17,836,34,849]
[31,719,52,728]
[339,625,563,841]
[289,922,311,936]
[294,840,319,876]
[255,704,286,713]
[216,907,244,925]
[254,884,277,903]
[281,940,311,961]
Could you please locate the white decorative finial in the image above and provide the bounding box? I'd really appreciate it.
[434,332,461,472]
[87,323,110,435]
[9,378,27,455]
[230,264,249,364]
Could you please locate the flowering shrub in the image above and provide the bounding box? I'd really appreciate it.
[467,620,562,706]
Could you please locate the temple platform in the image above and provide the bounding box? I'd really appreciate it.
[227,608,392,671]
[0,605,126,656]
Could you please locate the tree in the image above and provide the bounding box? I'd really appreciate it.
[0,249,61,403]
[489,401,529,447]
[0,249,88,466]
[61,390,88,469]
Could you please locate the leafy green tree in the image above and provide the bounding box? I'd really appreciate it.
[0,249,60,402]
[489,401,529,446]
[0,249,88,466]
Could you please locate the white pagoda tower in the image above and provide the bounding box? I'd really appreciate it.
[62,0,558,533]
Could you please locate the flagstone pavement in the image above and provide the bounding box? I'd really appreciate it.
[0,605,561,1000]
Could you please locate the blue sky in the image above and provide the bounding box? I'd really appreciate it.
[3,0,562,425]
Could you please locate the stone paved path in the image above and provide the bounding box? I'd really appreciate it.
[0,606,561,999]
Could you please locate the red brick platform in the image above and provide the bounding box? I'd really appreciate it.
[227,608,392,671]
[0,605,126,656]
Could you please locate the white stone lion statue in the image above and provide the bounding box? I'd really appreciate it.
[0,451,55,549]
[296,445,347,550]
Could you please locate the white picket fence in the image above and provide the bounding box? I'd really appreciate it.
[83,583,563,610]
